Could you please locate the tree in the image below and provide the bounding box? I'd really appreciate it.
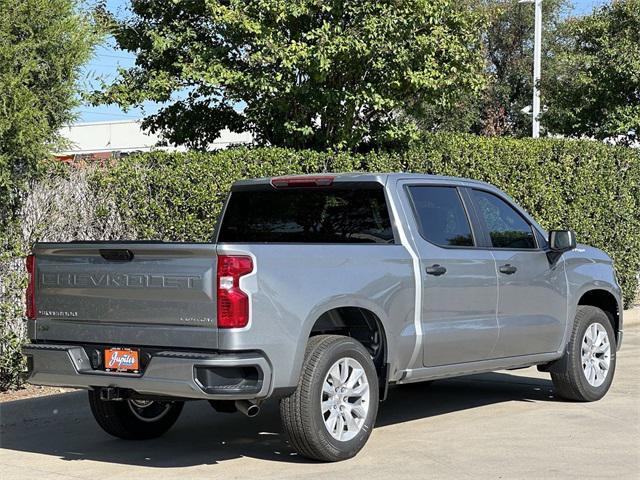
[418,0,570,137]
[543,0,640,144]
[0,0,99,244]
[94,0,486,151]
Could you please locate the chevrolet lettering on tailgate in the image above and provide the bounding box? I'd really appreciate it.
[41,272,202,289]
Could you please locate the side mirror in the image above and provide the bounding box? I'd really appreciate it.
[549,230,576,252]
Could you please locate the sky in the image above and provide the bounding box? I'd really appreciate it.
[76,0,611,124]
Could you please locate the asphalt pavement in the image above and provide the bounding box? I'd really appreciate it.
[1,328,638,479]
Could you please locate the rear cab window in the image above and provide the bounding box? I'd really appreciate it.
[217,182,395,244]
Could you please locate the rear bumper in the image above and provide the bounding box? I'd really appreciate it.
[23,343,272,400]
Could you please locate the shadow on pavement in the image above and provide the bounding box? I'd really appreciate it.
[0,371,556,467]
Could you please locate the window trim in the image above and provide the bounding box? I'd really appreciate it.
[404,184,479,250]
[466,187,542,252]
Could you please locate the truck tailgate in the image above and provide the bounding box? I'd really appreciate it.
[32,242,218,348]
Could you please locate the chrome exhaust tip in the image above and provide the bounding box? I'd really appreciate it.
[235,400,260,417]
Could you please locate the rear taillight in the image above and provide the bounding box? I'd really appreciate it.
[217,255,253,328]
[25,254,36,320]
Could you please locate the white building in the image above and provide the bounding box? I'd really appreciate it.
[56,119,253,161]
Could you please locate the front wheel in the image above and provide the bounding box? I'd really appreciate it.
[551,306,616,402]
[88,390,184,440]
[280,335,379,462]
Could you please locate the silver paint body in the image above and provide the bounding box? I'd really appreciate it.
[25,173,623,399]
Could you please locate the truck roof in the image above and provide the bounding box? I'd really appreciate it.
[232,172,494,189]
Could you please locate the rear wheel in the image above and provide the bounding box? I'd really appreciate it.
[88,390,184,439]
[280,335,379,462]
[551,306,616,402]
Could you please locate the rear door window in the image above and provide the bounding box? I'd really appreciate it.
[408,186,475,247]
[218,184,394,244]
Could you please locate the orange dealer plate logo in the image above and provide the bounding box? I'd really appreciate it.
[104,348,140,372]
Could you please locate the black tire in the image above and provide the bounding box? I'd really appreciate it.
[88,390,184,440]
[551,306,617,402]
[280,335,379,462]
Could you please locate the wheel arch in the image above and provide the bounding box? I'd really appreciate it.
[308,306,389,371]
[306,304,391,401]
[290,298,393,396]
[578,289,621,338]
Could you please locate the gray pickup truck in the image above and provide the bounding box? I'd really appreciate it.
[24,173,623,461]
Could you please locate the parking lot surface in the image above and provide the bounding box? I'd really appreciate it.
[1,328,638,480]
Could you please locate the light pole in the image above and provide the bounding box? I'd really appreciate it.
[520,0,542,138]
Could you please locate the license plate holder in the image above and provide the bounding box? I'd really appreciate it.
[104,348,140,373]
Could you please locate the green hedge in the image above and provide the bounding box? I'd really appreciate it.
[96,133,640,307]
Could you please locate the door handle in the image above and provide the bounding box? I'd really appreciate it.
[426,264,447,276]
[499,264,517,275]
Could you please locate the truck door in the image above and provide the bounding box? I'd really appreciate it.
[468,188,567,357]
[399,183,499,367]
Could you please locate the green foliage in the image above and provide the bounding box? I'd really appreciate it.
[544,0,640,143]
[476,0,568,137]
[94,0,485,150]
[419,0,640,141]
[97,134,640,307]
[420,0,571,137]
[0,0,100,232]
[0,0,100,390]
